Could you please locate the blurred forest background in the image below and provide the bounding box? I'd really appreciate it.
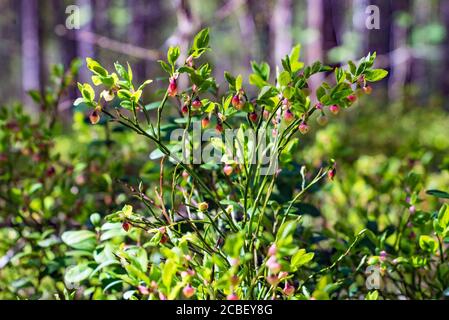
[2,0,449,111]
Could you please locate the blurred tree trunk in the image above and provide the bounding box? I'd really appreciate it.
[388,0,411,102]
[247,0,273,64]
[54,0,78,103]
[76,0,95,83]
[322,0,347,63]
[353,0,369,55]
[128,0,163,84]
[236,0,257,67]
[409,0,431,104]
[168,0,199,90]
[440,0,449,106]
[21,0,41,109]
[306,0,323,103]
[271,0,293,66]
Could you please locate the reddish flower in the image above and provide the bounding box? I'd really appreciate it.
[328,167,336,181]
[227,293,239,300]
[284,109,294,122]
[183,284,195,298]
[215,123,223,134]
[329,105,340,115]
[89,109,100,125]
[224,164,233,176]
[168,78,177,97]
[283,282,295,296]
[298,122,309,135]
[363,85,372,95]
[122,221,131,232]
[249,112,258,123]
[192,98,202,109]
[201,117,210,128]
[347,95,357,103]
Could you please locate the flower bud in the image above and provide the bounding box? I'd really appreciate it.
[192,98,202,109]
[316,114,328,126]
[249,112,258,123]
[379,250,388,261]
[227,293,239,300]
[329,104,340,115]
[268,244,277,256]
[347,95,357,103]
[183,284,195,298]
[168,78,177,97]
[328,167,336,181]
[266,275,279,286]
[215,123,223,134]
[232,94,245,110]
[122,221,131,232]
[230,275,239,286]
[198,202,209,212]
[363,85,372,95]
[89,109,100,125]
[181,104,189,115]
[298,122,309,135]
[283,282,295,296]
[224,164,233,176]
[159,292,167,300]
[263,110,270,120]
[315,103,323,110]
[284,109,294,122]
[201,117,210,128]
[138,285,149,295]
[231,94,240,108]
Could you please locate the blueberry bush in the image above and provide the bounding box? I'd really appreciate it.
[1,29,448,300]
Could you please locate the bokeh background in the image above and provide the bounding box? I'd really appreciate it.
[2,0,449,109]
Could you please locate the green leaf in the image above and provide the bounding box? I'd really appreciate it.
[419,235,438,253]
[365,290,379,300]
[162,259,177,289]
[426,189,449,199]
[365,69,388,82]
[117,89,132,100]
[437,204,449,229]
[192,28,210,51]
[65,264,93,284]
[291,249,314,269]
[78,83,95,102]
[86,58,107,77]
[28,90,42,104]
[235,74,243,91]
[62,230,96,251]
[278,71,291,86]
[250,61,270,81]
[158,60,172,74]
[167,46,180,66]
[223,232,244,258]
[137,79,153,91]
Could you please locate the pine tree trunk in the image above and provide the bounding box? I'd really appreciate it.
[76,0,95,83]
[271,0,293,66]
[306,0,324,103]
[21,0,41,110]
